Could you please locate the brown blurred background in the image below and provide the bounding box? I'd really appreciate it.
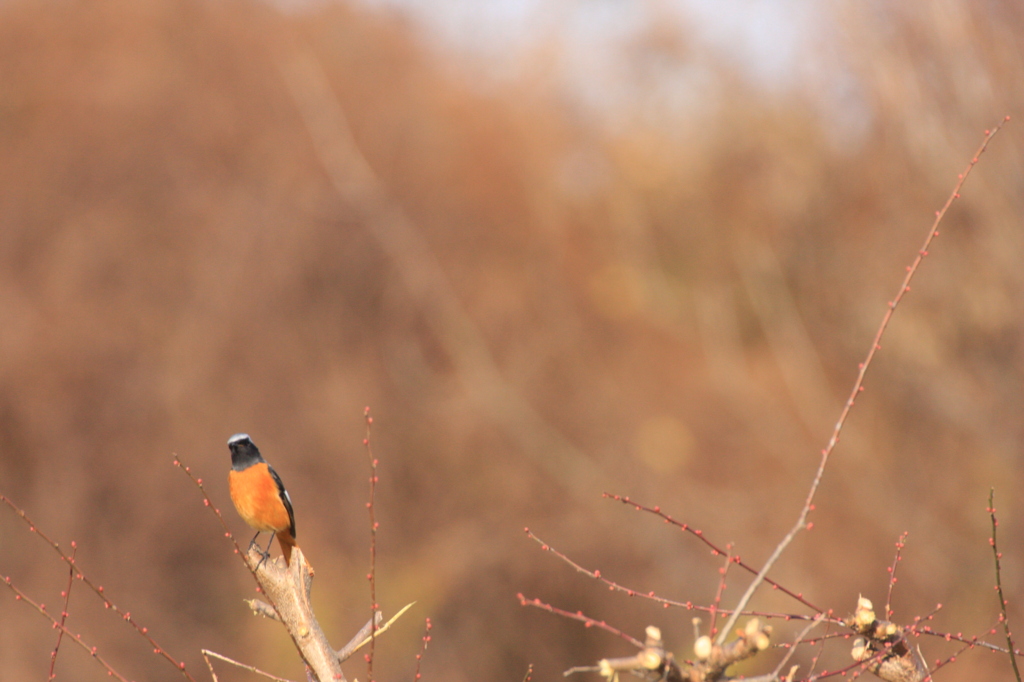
[1,1,1023,680]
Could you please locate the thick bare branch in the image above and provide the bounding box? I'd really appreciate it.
[245,545,345,682]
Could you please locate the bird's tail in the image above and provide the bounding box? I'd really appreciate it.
[276,529,298,566]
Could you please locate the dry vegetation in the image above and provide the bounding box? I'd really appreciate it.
[0,1,1023,680]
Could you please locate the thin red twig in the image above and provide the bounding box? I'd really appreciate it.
[516,593,644,648]
[0,492,196,680]
[715,117,1011,644]
[770,615,827,680]
[908,601,1023,654]
[525,528,840,625]
[804,617,833,679]
[885,532,909,620]
[922,629,989,681]
[364,407,379,682]
[2,572,131,682]
[413,617,432,681]
[602,496,824,614]
[787,631,850,647]
[48,543,77,680]
[988,489,1021,681]
[708,544,733,637]
[172,456,282,610]
[802,628,931,682]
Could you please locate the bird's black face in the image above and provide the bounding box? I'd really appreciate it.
[228,433,263,469]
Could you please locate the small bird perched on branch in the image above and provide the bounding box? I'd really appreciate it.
[227,433,298,567]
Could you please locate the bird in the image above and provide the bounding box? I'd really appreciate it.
[227,433,298,567]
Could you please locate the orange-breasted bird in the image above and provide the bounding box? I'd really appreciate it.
[228,433,298,567]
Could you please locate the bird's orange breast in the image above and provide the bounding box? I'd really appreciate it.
[228,462,292,533]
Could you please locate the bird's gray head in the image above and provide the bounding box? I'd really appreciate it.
[228,433,251,446]
[227,433,263,469]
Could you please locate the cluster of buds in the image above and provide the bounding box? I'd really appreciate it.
[596,626,683,682]
[589,618,772,682]
[690,617,772,681]
[847,597,927,682]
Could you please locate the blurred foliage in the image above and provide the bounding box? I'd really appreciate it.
[0,1,1022,680]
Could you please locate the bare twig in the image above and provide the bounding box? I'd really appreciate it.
[364,407,379,681]
[598,500,826,615]
[769,615,827,681]
[413,617,432,681]
[202,649,220,682]
[708,544,734,638]
[0,492,196,680]
[922,622,996,680]
[202,649,297,682]
[988,488,1021,682]
[919,627,1011,654]
[517,593,644,648]
[245,597,282,621]
[336,602,415,661]
[172,456,275,601]
[526,527,839,625]
[716,117,1010,644]
[563,664,601,677]
[48,543,77,680]
[885,533,909,621]
[2,572,130,682]
[337,611,381,662]
[774,614,831,675]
